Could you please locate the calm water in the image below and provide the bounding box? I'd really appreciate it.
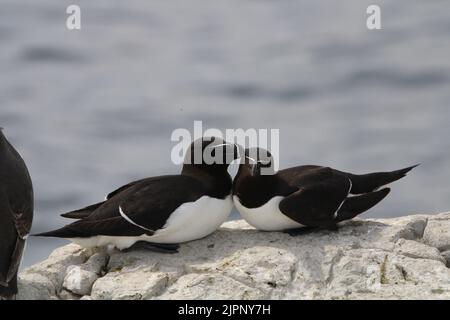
[0,1,449,267]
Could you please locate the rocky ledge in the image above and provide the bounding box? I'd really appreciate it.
[18,213,450,300]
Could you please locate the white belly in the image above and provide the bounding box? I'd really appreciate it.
[71,195,233,250]
[148,195,233,243]
[233,195,303,231]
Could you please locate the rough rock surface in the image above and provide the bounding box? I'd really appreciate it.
[18,213,450,300]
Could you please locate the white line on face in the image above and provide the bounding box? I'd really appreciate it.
[245,156,256,163]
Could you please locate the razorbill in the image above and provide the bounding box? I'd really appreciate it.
[35,137,239,252]
[233,147,418,233]
[0,128,34,300]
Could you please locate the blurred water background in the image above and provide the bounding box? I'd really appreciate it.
[1,0,449,267]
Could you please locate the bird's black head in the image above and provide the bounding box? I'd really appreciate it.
[182,136,240,175]
[240,147,275,176]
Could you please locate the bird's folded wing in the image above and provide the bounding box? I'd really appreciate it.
[105,179,145,200]
[118,176,206,231]
[60,201,105,219]
[60,179,146,219]
[68,175,207,236]
[279,174,351,227]
[60,215,150,237]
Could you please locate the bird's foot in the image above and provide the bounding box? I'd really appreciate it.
[284,224,339,237]
[326,224,339,232]
[284,226,316,237]
[123,241,180,254]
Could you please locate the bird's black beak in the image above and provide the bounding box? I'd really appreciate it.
[251,162,261,176]
[222,143,240,165]
[226,143,242,161]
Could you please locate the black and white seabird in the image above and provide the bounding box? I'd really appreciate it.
[35,137,238,252]
[0,128,34,300]
[233,148,418,233]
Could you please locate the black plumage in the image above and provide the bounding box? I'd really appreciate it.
[35,137,238,249]
[39,175,219,238]
[233,148,417,230]
[0,129,34,299]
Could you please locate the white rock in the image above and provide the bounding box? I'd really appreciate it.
[394,238,445,263]
[423,216,450,251]
[158,273,265,300]
[17,273,57,300]
[63,267,98,296]
[441,250,450,267]
[58,289,81,300]
[62,253,108,295]
[91,268,169,300]
[186,246,297,297]
[19,214,450,300]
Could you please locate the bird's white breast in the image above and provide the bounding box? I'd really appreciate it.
[233,195,303,231]
[148,195,233,243]
[71,195,233,250]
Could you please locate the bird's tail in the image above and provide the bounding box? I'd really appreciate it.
[60,201,104,219]
[33,226,80,238]
[336,188,391,222]
[347,164,418,194]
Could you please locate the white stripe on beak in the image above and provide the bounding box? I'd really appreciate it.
[245,156,256,163]
[206,143,234,149]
